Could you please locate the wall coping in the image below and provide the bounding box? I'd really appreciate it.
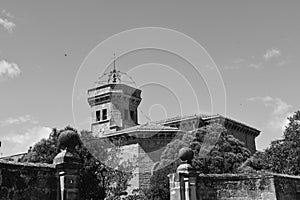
[196,172,300,180]
[0,159,55,169]
[273,173,300,179]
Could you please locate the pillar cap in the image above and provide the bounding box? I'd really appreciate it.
[54,129,82,166]
[177,147,195,174]
[53,149,81,166]
[178,147,194,163]
[57,129,81,152]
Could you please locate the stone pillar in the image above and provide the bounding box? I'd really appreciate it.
[53,129,82,200]
[169,147,198,200]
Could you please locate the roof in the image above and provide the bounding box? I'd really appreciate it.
[102,123,182,138]
[154,113,218,124]
[154,113,260,134]
[100,113,260,138]
[207,114,260,133]
[0,159,54,169]
[0,152,27,161]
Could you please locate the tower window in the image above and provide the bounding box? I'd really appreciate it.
[130,110,135,121]
[124,109,129,120]
[102,109,108,120]
[96,110,101,121]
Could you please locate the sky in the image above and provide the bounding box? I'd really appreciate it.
[0,0,299,156]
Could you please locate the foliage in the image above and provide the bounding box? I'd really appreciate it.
[192,124,251,174]
[159,123,251,173]
[80,130,136,200]
[20,127,61,163]
[143,163,178,200]
[243,111,300,175]
[20,126,135,200]
[147,123,251,200]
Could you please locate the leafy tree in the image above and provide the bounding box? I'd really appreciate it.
[20,127,60,163]
[80,130,136,200]
[20,126,135,200]
[159,123,251,173]
[192,124,251,174]
[243,111,300,175]
[147,123,251,200]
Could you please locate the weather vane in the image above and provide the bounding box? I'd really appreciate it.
[108,53,122,83]
[95,53,137,86]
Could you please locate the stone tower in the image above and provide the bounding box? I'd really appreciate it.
[87,59,142,136]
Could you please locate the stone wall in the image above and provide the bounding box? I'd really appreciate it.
[169,172,300,200]
[0,160,57,200]
[273,174,300,199]
[196,173,276,200]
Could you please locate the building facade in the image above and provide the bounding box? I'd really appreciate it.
[87,66,260,190]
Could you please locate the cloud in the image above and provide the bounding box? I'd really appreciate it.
[226,48,288,70]
[3,126,51,144]
[0,114,52,156]
[0,126,52,156]
[0,59,21,79]
[2,10,14,18]
[223,58,245,70]
[249,62,262,69]
[231,58,245,64]
[248,96,293,131]
[0,115,39,127]
[0,17,15,33]
[263,48,281,61]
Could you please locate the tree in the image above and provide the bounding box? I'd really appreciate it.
[20,127,60,163]
[80,130,136,200]
[147,123,251,200]
[20,126,106,199]
[158,123,251,174]
[192,124,251,174]
[20,126,135,200]
[243,111,300,175]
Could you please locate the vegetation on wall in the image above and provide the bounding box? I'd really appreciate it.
[17,110,300,199]
[20,126,135,200]
[143,123,251,200]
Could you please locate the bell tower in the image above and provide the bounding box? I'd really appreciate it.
[87,56,142,136]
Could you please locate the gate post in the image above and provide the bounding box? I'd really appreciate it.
[169,147,197,200]
[53,129,82,200]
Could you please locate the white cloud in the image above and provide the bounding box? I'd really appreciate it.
[248,96,293,131]
[263,48,281,60]
[231,58,245,64]
[3,126,51,144]
[0,17,15,33]
[0,115,39,127]
[2,10,14,18]
[0,59,21,79]
[204,65,215,70]
[223,65,241,70]
[249,62,262,69]
[223,58,245,70]
[0,126,52,156]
